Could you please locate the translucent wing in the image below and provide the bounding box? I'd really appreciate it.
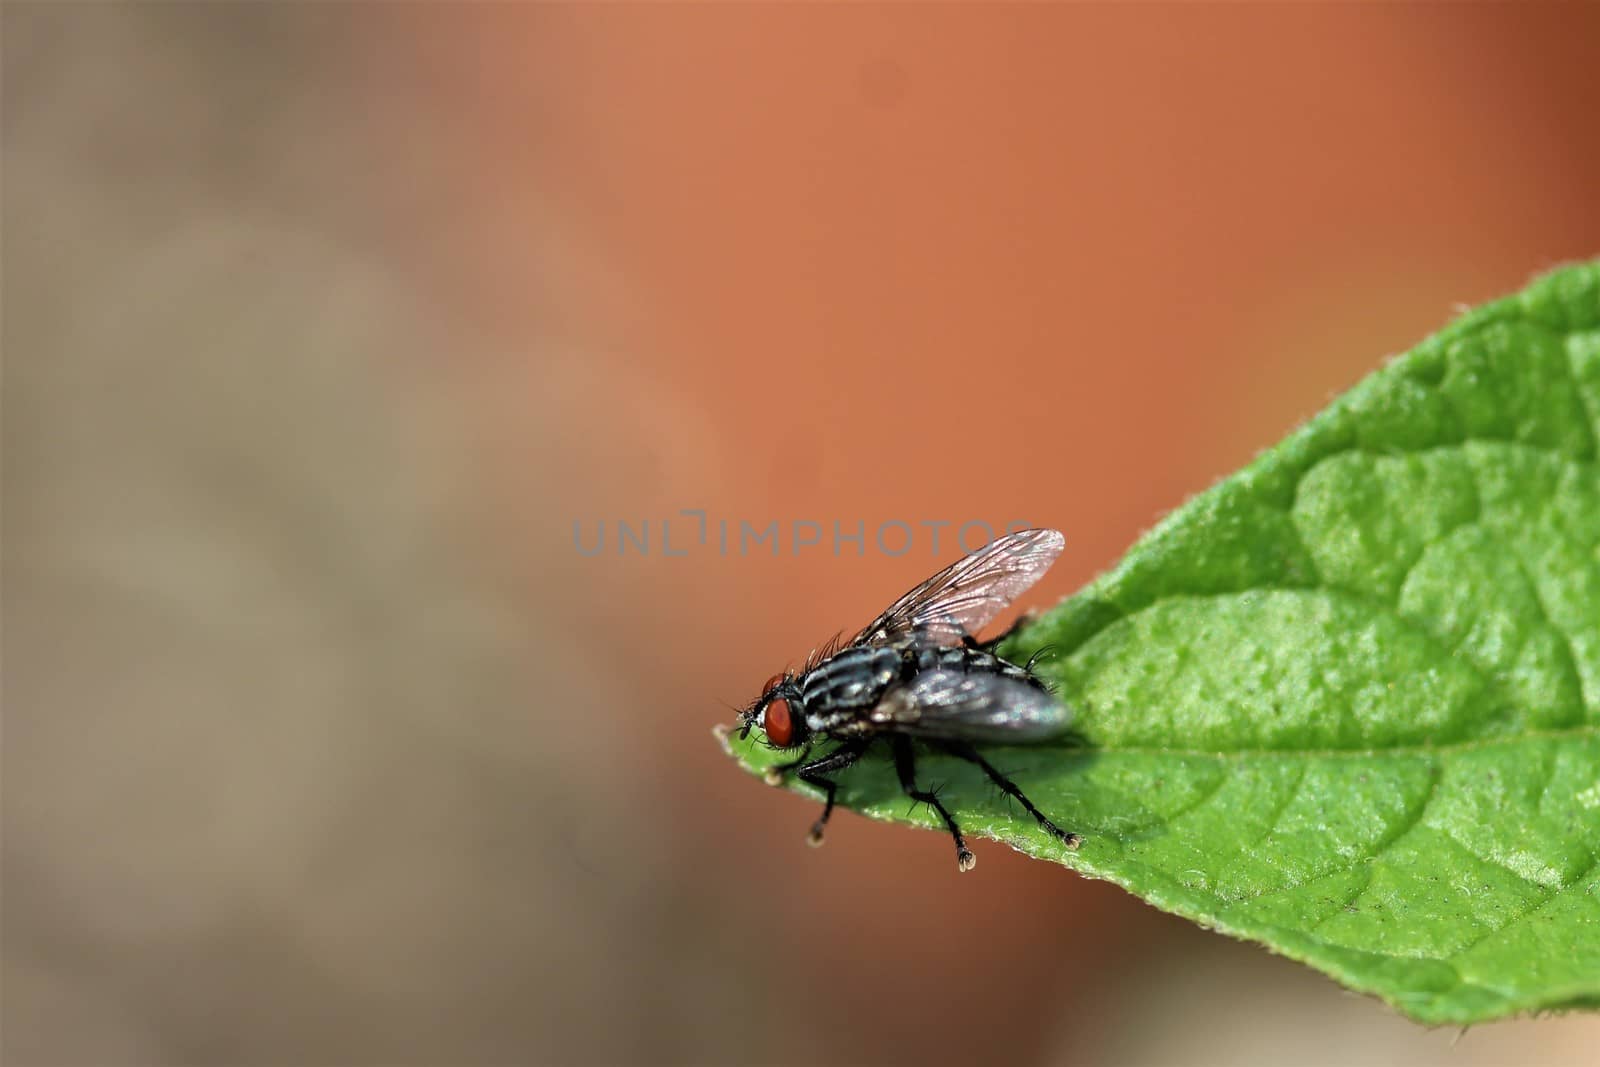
[850,528,1064,649]
[870,670,1072,743]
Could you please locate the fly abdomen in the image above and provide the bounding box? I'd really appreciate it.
[911,646,1046,689]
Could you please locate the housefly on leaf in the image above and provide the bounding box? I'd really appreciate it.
[731,528,1080,872]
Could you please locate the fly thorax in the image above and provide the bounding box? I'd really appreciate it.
[799,645,901,719]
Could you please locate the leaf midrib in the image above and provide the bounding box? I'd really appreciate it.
[1076,723,1597,761]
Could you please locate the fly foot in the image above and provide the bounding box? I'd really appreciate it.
[1041,820,1082,849]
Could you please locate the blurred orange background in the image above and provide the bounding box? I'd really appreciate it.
[7,4,1600,1065]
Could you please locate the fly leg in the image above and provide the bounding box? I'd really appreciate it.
[789,739,871,847]
[762,746,813,787]
[891,735,975,872]
[939,740,1082,849]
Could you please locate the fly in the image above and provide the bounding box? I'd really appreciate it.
[732,528,1081,872]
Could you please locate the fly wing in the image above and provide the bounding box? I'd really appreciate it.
[871,670,1072,743]
[851,528,1064,649]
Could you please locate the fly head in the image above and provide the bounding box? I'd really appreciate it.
[738,672,809,749]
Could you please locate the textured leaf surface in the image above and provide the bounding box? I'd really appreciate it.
[722,261,1600,1023]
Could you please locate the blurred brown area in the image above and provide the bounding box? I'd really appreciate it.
[4,4,1599,1066]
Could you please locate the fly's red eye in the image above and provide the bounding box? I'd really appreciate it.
[763,698,794,747]
[761,673,784,695]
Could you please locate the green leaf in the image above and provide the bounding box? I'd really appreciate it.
[721,261,1600,1023]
